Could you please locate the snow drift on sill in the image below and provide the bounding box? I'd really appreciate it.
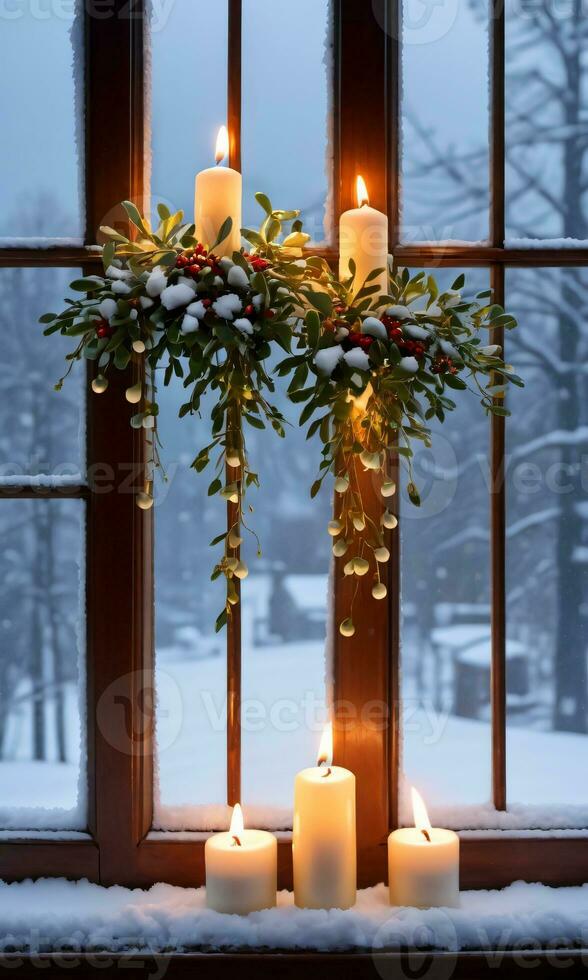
[0,880,588,953]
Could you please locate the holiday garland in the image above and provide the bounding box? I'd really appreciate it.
[281,263,521,636]
[41,197,521,636]
[41,196,332,631]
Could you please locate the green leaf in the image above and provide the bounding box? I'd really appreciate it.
[69,278,103,292]
[444,374,467,390]
[208,478,222,496]
[102,241,116,272]
[209,216,233,251]
[451,273,465,291]
[303,290,333,317]
[39,313,57,324]
[255,192,273,216]
[122,200,152,238]
[310,479,322,499]
[215,608,228,633]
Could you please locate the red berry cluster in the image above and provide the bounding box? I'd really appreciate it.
[380,315,427,359]
[95,317,114,340]
[248,256,271,273]
[431,355,458,375]
[176,244,222,278]
[345,331,373,352]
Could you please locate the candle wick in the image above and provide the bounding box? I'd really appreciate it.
[320,766,332,778]
[421,829,431,842]
[232,835,242,847]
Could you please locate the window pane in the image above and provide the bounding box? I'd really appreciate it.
[0,269,84,481]
[154,382,227,829]
[506,268,588,819]
[0,4,83,241]
[401,0,489,242]
[401,270,492,825]
[241,384,330,824]
[0,499,84,829]
[150,0,228,226]
[241,0,332,243]
[505,3,588,243]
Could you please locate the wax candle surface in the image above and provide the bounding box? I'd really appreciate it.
[195,166,242,257]
[388,789,459,908]
[205,806,277,915]
[293,764,356,910]
[339,177,388,298]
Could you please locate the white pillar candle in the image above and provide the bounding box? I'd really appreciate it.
[388,788,460,908]
[195,125,242,257]
[205,804,277,914]
[339,175,388,299]
[293,723,356,910]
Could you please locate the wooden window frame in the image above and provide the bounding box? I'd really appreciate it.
[1,0,588,890]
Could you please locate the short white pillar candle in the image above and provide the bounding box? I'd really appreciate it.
[388,788,460,908]
[205,804,277,915]
[293,723,356,910]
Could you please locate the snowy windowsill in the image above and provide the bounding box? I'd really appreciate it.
[0,880,588,954]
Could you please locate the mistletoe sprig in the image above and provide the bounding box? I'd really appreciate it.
[281,264,522,637]
[41,196,332,630]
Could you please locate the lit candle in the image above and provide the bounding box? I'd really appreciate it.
[205,804,277,914]
[388,788,460,908]
[293,723,356,910]
[339,175,388,299]
[195,125,242,257]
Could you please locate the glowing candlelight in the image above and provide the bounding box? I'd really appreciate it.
[195,126,242,257]
[339,174,388,299]
[215,124,230,165]
[205,803,277,914]
[292,722,356,910]
[388,787,460,908]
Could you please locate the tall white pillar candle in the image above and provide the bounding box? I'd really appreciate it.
[195,126,242,257]
[339,175,388,299]
[205,804,277,915]
[388,788,460,908]
[293,723,356,909]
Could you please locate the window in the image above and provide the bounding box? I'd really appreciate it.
[2,0,587,889]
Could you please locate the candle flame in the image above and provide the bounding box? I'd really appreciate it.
[317,721,333,768]
[356,175,369,208]
[230,802,244,845]
[215,125,229,165]
[411,787,432,842]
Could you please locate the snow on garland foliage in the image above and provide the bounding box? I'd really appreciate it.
[41,195,333,631]
[281,262,522,636]
[41,195,522,636]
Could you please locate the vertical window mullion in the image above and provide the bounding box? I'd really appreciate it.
[334,0,391,868]
[388,0,401,831]
[85,0,150,882]
[489,0,507,811]
[226,0,243,808]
